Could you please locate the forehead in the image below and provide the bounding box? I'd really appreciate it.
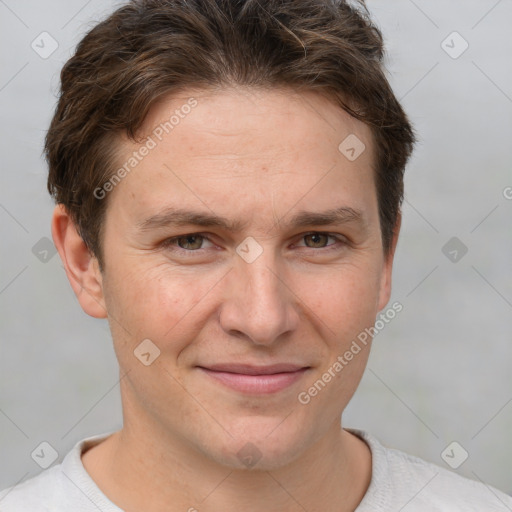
[108,86,377,229]
[138,86,373,157]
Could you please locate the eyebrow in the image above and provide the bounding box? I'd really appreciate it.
[137,206,366,233]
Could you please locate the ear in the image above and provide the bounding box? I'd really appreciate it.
[51,204,107,319]
[377,211,401,312]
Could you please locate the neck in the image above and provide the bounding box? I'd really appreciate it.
[82,418,371,512]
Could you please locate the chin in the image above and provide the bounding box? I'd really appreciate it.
[205,417,311,471]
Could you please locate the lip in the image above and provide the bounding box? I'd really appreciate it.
[197,364,310,394]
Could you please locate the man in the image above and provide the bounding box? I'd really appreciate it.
[1,0,510,510]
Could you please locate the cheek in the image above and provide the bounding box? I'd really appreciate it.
[102,263,220,356]
[296,268,378,413]
[298,260,383,341]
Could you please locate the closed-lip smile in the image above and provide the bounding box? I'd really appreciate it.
[197,363,310,394]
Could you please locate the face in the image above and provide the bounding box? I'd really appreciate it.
[89,87,396,470]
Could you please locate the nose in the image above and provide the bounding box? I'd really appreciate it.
[218,248,300,346]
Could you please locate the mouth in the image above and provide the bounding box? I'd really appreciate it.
[197,363,310,394]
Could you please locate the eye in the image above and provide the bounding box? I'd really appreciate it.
[160,231,346,256]
[161,233,213,252]
[296,232,345,250]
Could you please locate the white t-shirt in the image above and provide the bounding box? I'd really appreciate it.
[1,428,511,511]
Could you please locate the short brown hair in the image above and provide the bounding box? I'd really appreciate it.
[46,0,415,270]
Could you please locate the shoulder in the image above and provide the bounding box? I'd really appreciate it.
[0,431,119,512]
[0,463,61,511]
[348,428,512,511]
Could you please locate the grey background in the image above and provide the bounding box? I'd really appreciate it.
[1,0,511,499]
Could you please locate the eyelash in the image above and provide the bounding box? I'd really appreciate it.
[160,231,347,256]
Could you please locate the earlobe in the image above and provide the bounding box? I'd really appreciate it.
[51,204,108,319]
[377,212,401,312]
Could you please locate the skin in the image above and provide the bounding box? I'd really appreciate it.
[52,86,400,512]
